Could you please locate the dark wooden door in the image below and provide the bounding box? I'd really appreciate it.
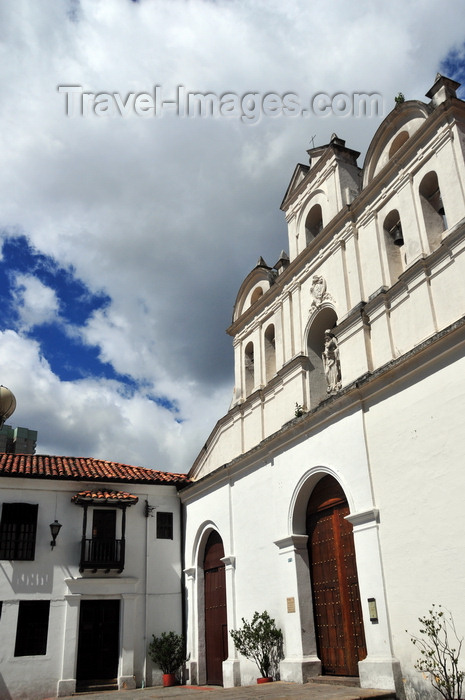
[92,509,116,538]
[306,476,366,676]
[204,531,227,686]
[76,600,120,684]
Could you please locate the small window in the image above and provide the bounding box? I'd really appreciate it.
[157,512,173,540]
[14,600,50,656]
[0,503,38,560]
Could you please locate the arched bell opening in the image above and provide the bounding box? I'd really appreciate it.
[244,342,254,397]
[264,324,276,383]
[419,170,447,252]
[383,209,404,284]
[305,204,324,246]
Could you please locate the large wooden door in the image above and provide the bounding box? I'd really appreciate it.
[204,531,227,686]
[306,476,366,676]
[76,600,120,687]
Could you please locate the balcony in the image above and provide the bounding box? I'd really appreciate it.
[79,538,125,573]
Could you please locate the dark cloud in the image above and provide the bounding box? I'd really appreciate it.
[0,0,464,470]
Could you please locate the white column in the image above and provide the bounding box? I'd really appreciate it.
[346,509,404,696]
[57,595,80,696]
[274,535,321,682]
[184,567,198,685]
[119,593,137,690]
[221,555,240,687]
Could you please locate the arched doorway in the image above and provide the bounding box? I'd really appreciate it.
[306,476,366,676]
[203,531,227,685]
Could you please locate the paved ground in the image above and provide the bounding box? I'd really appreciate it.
[52,681,397,700]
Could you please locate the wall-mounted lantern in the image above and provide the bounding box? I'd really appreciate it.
[50,520,62,549]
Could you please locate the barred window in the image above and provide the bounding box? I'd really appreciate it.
[0,503,38,560]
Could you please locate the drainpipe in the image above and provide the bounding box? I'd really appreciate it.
[178,490,187,678]
[143,494,150,688]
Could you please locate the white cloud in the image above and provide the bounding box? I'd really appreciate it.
[0,0,464,471]
[0,330,228,471]
[11,274,60,331]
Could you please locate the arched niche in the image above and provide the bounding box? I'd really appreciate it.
[250,287,264,305]
[232,265,276,322]
[388,130,409,158]
[306,307,338,408]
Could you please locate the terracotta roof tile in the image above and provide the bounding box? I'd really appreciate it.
[0,454,190,486]
[71,489,139,505]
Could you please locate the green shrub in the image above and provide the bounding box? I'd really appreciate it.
[230,611,283,679]
[148,631,186,675]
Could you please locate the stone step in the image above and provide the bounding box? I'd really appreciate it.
[309,676,361,687]
[75,678,118,693]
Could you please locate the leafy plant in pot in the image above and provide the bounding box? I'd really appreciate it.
[407,605,464,700]
[230,610,283,683]
[148,631,187,687]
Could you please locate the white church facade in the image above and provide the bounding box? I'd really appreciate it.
[181,74,465,700]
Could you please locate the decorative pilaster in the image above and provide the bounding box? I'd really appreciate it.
[57,595,80,696]
[184,567,198,685]
[220,555,241,687]
[119,594,137,690]
[345,509,404,698]
[274,535,321,682]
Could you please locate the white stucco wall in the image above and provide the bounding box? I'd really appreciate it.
[0,477,183,700]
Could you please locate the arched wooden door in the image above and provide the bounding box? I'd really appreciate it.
[306,476,366,676]
[203,531,228,685]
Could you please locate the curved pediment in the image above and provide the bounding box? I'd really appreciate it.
[362,100,431,187]
[232,258,277,322]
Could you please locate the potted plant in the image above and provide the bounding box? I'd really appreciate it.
[408,604,464,700]
[148,631,187,687]
[230,610,283,683]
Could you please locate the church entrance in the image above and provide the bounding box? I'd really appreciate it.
[203,531,227,685]
[306,476,366,676]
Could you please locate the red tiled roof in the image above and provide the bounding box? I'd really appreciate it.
[0,453,190,486]
[71,489,139,505]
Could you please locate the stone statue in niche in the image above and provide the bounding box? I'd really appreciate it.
[322,330,341,394]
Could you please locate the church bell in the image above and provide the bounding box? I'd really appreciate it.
[391,223,404,246]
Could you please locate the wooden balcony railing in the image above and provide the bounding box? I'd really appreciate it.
[79,538,125,573]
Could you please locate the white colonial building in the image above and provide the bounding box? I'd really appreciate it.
[0,453,189,700]
[181,74,465,700]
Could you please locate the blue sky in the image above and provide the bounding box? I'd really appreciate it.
[1,1,465,471]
